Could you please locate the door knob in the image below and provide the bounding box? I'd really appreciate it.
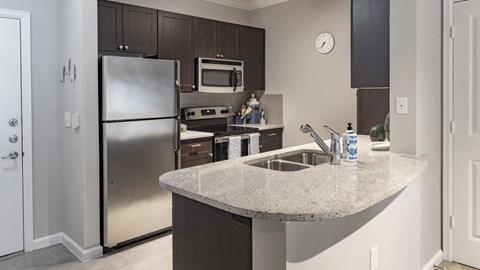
[1,151,19,160]
[124,45,129,50]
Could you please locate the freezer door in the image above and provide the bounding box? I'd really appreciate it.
[102,56,178,121]
[102,119,177,247]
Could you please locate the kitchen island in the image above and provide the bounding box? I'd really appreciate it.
[159,136,429,270]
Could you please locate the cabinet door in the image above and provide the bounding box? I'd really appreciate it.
[216,22,239,60]
[259,128,283,153]
[239,26,265,90]
[351,0,389,88]
[194,18,216,58]
[123,4,158,55]
[98,0,123,52]
[159,12,195,92]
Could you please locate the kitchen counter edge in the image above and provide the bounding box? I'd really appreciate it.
[160,136,429,222]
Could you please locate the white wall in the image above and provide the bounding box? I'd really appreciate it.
[249,0,356,147]
[0,0,100,253]
[0,0,64,240]
[415,0,442,265]
[113,0,249,25]
[59,0,100,249]
[253,181,422,269]
[390,0,443,266]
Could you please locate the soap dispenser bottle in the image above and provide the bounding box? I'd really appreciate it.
[342,123,358,162]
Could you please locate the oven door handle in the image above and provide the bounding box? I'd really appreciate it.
[215,133,258,144]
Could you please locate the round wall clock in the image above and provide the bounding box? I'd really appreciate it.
[315,32,335,54]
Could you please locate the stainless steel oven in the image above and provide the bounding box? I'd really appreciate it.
[182,106,259,162]
[214,134,252,162]
[195,58,244,93]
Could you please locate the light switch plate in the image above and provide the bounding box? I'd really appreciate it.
[72,113,80,129]
[396,97,408,114]
[64,112,71,128]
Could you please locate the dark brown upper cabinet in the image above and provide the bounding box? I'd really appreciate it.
[158,12,195,92]
[194,20,239,60]
[351,0,390,88]
[216,22,239,60]
[194,18,217,59]
[98,1,157,55]
[239,26,265,91]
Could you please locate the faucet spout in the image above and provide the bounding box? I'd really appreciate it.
[300,124,342,165]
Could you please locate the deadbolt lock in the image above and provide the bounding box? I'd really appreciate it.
[8,118,18,127]
[9,135,18,143]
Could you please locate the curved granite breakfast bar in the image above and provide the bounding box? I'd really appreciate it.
[159,136,429,222]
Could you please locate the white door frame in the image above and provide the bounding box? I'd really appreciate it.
[441,0,474,261]
[0,9,33,252]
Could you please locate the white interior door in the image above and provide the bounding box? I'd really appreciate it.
[453,0,480,268]
[0,16,24,257]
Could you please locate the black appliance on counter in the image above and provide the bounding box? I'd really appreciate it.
[181,106,259,162]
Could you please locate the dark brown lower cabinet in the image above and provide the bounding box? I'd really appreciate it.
[172,194,252,270]
[180,138,213,169]
[259,128,283,153]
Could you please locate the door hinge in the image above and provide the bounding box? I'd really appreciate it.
[450,216,455,229]
[450,121,455,134]
[450,26,456,39]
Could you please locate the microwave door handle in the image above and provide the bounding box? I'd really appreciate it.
[231,68,237,92]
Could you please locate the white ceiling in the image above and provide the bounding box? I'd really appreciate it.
[204,0,291,11]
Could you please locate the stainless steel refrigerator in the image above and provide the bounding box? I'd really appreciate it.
[100,56,179,248]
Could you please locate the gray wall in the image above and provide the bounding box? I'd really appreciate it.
[0,0,64,240]
[249,0,356,147]
[113,0,249,25]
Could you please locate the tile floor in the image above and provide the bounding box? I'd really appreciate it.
[0,233,172,270]
[0,235,478,270]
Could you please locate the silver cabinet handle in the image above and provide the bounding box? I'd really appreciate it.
[118,45,124,50]
[267,133,277,137]
[208,153,213,162]
[216,54,220,58]
[189,144,202,148]
[124,45,129,50]
[2,151,19,160]
[220,54,224,58]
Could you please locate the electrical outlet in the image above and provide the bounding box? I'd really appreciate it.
[370,245,378,270]
[396,97,408,114]
[64,112,71,128]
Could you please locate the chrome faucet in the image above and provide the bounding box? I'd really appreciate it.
[300,124,342,165]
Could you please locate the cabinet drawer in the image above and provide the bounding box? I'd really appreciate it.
[181,139,212,155]
[259,128,283,153]
[181,152,212,169]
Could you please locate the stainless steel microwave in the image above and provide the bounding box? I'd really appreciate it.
[195,58,244,93]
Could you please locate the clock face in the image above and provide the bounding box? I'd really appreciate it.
[315,33,335,54]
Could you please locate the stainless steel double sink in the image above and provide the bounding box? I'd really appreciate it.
[245,150,330,171]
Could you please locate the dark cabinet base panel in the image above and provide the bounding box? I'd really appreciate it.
[172,194,252,270]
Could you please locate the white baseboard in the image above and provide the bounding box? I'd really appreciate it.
[421,249,444,270]
[33,233,103,262]
[33,233,63,250]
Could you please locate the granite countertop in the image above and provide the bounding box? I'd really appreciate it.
[229,123,284,130]
[180,130,214,141]
[159,136,429,222]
